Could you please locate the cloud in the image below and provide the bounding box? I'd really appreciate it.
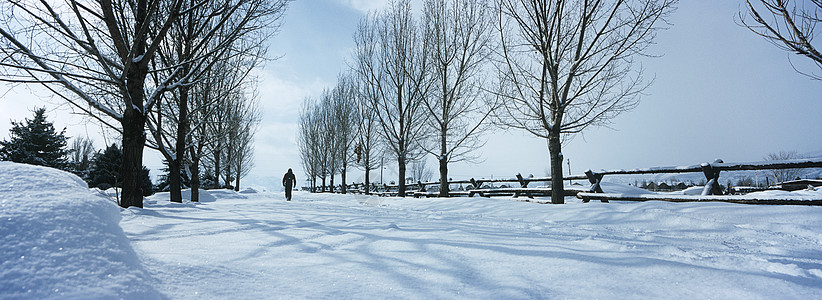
[336,0,389,14]
[335,0,424,14]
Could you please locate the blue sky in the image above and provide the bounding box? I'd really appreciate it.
[1,0,820,189]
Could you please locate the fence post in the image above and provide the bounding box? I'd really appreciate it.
[701,159,724,195]
[515,173,529,188]
[583,170,607,203]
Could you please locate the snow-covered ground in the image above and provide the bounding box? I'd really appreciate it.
[3,162,822,299]
[0,162,163,299]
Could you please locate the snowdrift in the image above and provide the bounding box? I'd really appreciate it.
[0,162,163,299]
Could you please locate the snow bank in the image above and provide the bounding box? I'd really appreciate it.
[599,182,653,195]
[745,187,822,200]
[196,189,245,200]
[238,187,260,194]
[0,162,163,299]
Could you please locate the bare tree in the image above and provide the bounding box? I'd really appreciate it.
[353,71,383,194]
[297,94,337,192]
[409,158,433,182]
[69,136,96,176]
[231,91,261,191]
[740,0,822,80]
[318,88,336,191]
[297,97,322,192]
[495,0,676,203]
[147,0,283,202]
[764,150,806,183]
[422,0,496,196]
[219,87,261,191]
[0,0,289,207]
[331,72,359,194]
[354,0,433,196]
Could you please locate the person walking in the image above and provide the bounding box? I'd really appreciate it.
[282,168,296,201]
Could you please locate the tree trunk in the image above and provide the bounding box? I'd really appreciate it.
[548,134,565,204]
[234,172,240,192]
[321,176,326,192]
[169,87,190,202]
[341,166,347,194]
[120,108,146,208]
[438,128,448,197]
[398,158,406,197]
[214,147,221,188]
[438,155,448,197]
[119,36,148,208]
[190,152,200,202]
[224,160,232,189]
[330,173,335,193]
[169,160,182,202]
[364,166,371,194]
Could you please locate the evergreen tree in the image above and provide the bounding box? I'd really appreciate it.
[0,108,70,170]
[87,144,122,190]
[86,143,154,196]
[141,167,154,196]
[201,166,218,190]
[156,159,191,192]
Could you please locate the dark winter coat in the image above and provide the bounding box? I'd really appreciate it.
[283,169,296,189]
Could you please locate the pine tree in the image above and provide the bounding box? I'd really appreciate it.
[87,144,122,190]
[156,159,191,192]
[141,167,154,196]
[0,108,70,170]
[86,143,154,196]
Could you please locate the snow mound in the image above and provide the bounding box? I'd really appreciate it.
[181,189,217,202]
[599,182,654,195]
[205,189,249,200]
[238,187,259,194]
[745,188,822,200]
[681,186,704,195]
[0,162,163,299]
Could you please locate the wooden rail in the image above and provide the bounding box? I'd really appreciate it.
[576,193,822,206]
[309,158,822,204]
[580,158,822,202]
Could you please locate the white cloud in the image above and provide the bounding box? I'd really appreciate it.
[335,0,424,14]
[336,0,389,14]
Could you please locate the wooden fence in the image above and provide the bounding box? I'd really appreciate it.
[309,158,822,204]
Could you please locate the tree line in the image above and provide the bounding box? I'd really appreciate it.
[0,0,290,207]
[299,0,820,203]
[298,0,678,203]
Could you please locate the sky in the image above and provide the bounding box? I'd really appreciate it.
[1,0,821,190]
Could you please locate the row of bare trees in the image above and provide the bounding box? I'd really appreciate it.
[297,73,358,193]
[298,0,498,197]
[0,0,288,207]
[297,0,676,203]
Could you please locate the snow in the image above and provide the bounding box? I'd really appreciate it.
[599,181,653,194]
[3,162,822,299]
[0,162,162,299]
